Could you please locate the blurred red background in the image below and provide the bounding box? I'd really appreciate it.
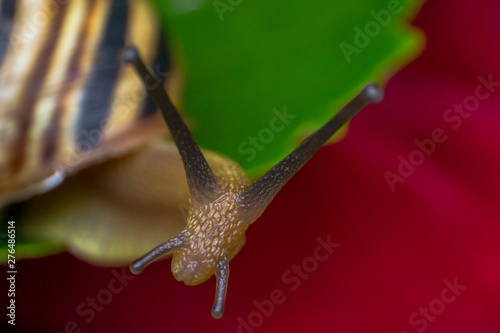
[4,0,500,332]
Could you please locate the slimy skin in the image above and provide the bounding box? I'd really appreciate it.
[123,45,383,319]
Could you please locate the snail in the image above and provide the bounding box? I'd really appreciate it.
[0,0,383,320]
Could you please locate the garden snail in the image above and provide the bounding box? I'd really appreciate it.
[123,45,383,318]
[0,0,383,320]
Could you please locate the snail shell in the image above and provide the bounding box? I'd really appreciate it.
[0,0,171,206]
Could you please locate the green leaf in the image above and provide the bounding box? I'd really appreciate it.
[151,0,425,177]
[0,220,65,262]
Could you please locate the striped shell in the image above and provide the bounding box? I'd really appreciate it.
[0,0,174,206]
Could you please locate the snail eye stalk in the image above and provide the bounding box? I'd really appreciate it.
[122,45,219,205]
[239,83,383,222]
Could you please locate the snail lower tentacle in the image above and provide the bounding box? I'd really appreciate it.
[130,234,186,274]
